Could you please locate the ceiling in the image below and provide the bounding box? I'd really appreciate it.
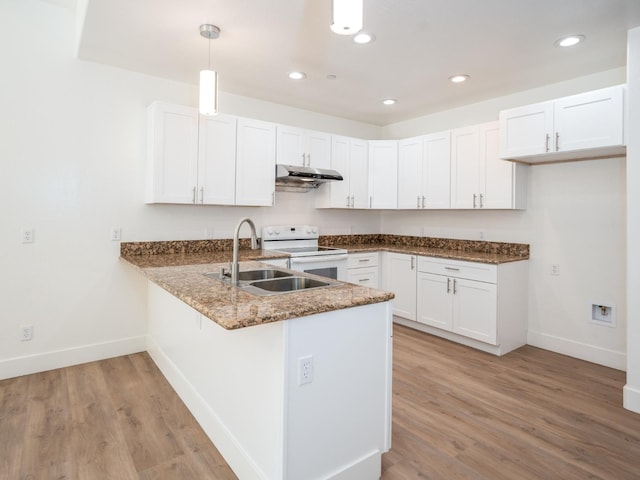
[72,0,640,126]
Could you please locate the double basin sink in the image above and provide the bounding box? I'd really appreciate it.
[205,268,339,296]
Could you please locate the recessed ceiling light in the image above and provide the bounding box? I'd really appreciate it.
[555,34,585,47]
[449,74,470,83]
[382,99,397,106]
[288,71,306,80]
[354,32,375,44]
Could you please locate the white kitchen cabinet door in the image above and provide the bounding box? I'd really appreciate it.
[198,114,237,205]
[553,86,624,153]
[452,278,497,345]
[397,137,423,209]
[480,122,516,209]
[416,272,452,330]
[235,117,276,206]
[499,101,553,158]
[276,126,331,169]
[450,126,480,209]
[349,139,369,208]
[383,253,416,320]
[423,131,451,209]
[326,135,351,207]
[307,130,332,169]
[276,125,305,167]
[369,141,398,209]
[146,102,199,204]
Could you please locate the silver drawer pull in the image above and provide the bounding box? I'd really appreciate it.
[358,258,370,262]
[445,267,460,271]
[358,278,370,282]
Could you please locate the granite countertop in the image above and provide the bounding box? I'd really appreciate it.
[335,244,526,264]
[121,248,288,269]
[122,258,394,330]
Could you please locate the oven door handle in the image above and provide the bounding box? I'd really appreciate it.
[290,254,349,264]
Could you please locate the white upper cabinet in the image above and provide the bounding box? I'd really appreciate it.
[146,102,275,206]
[316,136,368,209]
[499,85,625,163]
[145,102,199,204]
[369,140,398,209]
[236,118,276,206]
[450,126,480,209]
[451,122,527,210]
[198,114,238,205]
[276,125,331,169]
[398,131,451,210]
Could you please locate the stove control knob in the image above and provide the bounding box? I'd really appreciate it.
[306,227,312,234]
[312,227,318,234]
[274,229,280,235]
[267,228,273,236]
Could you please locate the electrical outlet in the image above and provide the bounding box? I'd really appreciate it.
[22,228,34,243]
[551,264,560,276]
[298,355,314,386]
[111,227,122,241]
[21,325,33,341]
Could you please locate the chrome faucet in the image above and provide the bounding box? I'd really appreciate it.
[231,217,259,285]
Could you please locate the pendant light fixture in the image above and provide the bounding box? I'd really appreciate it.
[330,0,363,35]
[199,24,220,116]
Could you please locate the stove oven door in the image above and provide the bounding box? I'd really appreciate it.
[289,254,348,281]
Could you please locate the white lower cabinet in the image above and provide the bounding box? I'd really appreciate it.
[417,272,497,344]
[382,252,417,321]
[347,252,379,288]
[385,253,527,356]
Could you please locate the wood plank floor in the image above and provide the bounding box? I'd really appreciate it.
[2,324,639,479]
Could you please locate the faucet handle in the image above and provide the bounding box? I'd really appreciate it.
[220,265,231,279]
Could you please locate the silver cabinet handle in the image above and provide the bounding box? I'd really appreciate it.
[417,196,421,208]
[447,277,451,293]
[422,196,426,208]
[301,153,306,166]
[272,191,275,205]
[358,258,370,263]
[473,193,477,208]
[555,132,560,151]
[410,256,415,270]
[192,186,196,204]
[545,133,550,152]
[306,153,311,166]
[369,196,372,208]
[350,195,354,208]
[346,195,351,207]
[445,267,460,271]
[200,187,204,204]
[453,278,457,294]
[479,193,484,208]
[358,278,370,282]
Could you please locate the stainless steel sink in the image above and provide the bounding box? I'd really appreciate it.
[250,276,332,292]
[205,268,293,282]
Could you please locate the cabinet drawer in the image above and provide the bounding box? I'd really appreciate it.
[417,257,497,283]
[348,252,378,268]
[347,268,378,288]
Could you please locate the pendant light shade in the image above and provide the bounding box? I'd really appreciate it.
[199,24,220,116]
[330,0,363,35]
[199,69,218,116]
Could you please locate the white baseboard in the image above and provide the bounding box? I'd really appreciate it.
[527,330,626,371]
[0,335,147,380]
[624,384,640,414]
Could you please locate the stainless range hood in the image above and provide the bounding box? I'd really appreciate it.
[275,164,343,191]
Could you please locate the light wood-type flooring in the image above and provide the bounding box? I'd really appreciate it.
[1,324,639,479]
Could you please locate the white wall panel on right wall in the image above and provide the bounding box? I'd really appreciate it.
[624,26,640,414]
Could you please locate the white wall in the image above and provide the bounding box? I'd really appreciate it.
[625,27,640,413]
[0,0,380,378]
[381,78,628,370]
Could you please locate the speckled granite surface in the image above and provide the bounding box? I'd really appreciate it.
[122,259,394,330]
[319,234,529,264]
[122,249,289,269]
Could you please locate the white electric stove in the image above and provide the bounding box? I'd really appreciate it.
[261,225,348,280]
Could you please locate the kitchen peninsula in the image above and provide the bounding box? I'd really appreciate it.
[122,243,394,480]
